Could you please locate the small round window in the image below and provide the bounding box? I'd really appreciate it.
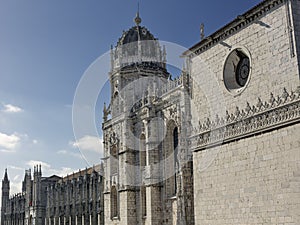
[223,48,251,94]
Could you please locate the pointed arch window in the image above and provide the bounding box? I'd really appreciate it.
[110,146,118,175]
[110,186,118,218]
[141,186,146,217]
[164,123,179,197]
[173,127,178,195]
[139,134,147,218]
[139,134,146,169]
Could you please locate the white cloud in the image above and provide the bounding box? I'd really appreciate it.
[0,132,21,152]
[53,167,75,177]
[32,139,38,144]
[10,181,22,195]
[8,165,23,171]
[13,175,20,181]
[71,135,103,154]
[2,104,23,113]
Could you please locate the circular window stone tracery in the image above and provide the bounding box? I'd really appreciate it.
[223,48,251,94]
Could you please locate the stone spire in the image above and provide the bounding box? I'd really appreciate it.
[39,164,42,176]
[3,168,8,182]
[2,169,10,225]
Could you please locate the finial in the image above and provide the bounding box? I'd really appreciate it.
[4,168,8,180]
[200,23,205,41]
[103,102,108,122]
[134,2,142,26]
[163,45,167,62]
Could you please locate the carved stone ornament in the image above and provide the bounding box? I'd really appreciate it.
[109,132,119,146]
[192,86,300,151]
[169,106,177,119]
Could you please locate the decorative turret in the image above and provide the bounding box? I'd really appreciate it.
[1,169,10,225]
[33,165,42,207]
[2,169,8,183]
[23,169,33,208]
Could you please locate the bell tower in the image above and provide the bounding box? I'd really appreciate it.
[102,8,193,224]
[102,11,170,225]
[107,11,168,117]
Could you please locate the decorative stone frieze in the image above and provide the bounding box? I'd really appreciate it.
[191,86,300,151]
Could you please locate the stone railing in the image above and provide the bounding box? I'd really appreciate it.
[158,74,186,96]
[190,86,300,151]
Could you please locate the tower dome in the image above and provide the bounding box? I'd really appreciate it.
[110,13,166,71]
[117,11,157,46]
[117,26,156,46]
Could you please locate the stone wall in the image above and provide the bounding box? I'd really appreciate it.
[190,0,300,128]
[193,123,300,224]
[190,1,300,224]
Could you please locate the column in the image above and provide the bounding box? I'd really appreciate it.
[81,215,84,225]
[97,214,100,225]
[75,216,77,225]
[69,216,72,225]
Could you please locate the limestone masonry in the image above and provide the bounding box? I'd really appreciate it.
[1,0,300,224]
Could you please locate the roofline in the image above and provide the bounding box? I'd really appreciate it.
[183,0,285,56]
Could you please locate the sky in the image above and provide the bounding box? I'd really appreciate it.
[0,0,262,195]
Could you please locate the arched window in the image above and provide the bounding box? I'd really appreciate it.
[112,91,121,115]
[173,127,178,194]
[139,134,146,169]
[110,146,118,175]
[139,134,147,218]
[164,122,178,197]
[173,127,178,151]
[110,186,118,218]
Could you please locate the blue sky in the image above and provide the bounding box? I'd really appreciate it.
[0,0,261,194]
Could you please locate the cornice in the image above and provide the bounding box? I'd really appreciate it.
[184,0,285,56]
[191,86,300,152]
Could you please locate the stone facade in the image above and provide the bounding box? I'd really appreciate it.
[1,0,300,224]
[102,12,194,225]
[1,165,104,225]
[187,0,300,224]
